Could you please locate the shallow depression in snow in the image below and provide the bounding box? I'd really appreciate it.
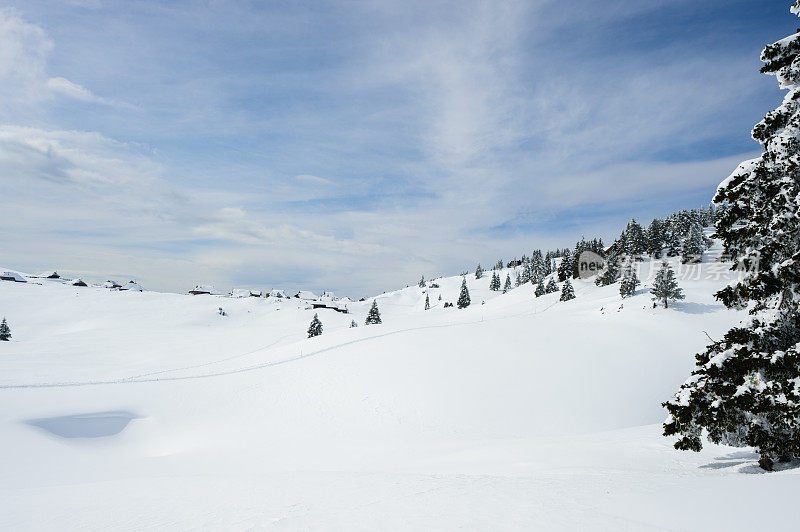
[25,410,140,438]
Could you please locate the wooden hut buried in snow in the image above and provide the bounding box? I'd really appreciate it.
[189,285,220,295]
[120,281,143,292]
[0,271,27,282]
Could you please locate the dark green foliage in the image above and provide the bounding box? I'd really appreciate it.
[475,264,484,279]
[664,5,800,470]
[365,300,382,325]
[545,278,559,294]
[0,318,10,341]
[503,274,512,294]
[651,260,684,308]
[559,279,575,301]
[307,313,323,338]
[489,272,501,291]
[424,294,430,310]
[595,256,620,287]
[619,259,639,298]
[535,280,545,297]
[457,278,471,308]
[557,249,572,282]
[418,275,426,288]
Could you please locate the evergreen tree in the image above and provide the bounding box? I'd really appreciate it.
[307,313,323,338]
[418,275,426,288]
[424,294,430,310]
[664,227,681,257]
[595,255,621,287]
[557,249,573,282]
[365,300,382,325]
[619,259,639,298]
[0,318,10,341]
[545,278,559,294]
[494,259,504,270]
[664,7,800,470]
[630,219,647,255]
[503,274,512,294]
[560,279,575,301]
[646,218,665,257]
[681,222,706,264]
[475,264,484,279]
[535,280,545,297]
[489,271,501,291]
[651,260,684,308]
[457,278,471,308]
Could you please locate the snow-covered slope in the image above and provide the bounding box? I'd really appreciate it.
[1,242,798,530]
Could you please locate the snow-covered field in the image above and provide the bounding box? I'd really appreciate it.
[1,242,798,530]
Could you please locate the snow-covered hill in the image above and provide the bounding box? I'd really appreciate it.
[1,242,798,530]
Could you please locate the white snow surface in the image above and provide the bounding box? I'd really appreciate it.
[1,242,798,530]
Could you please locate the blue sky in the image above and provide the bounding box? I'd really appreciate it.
[0,0,794,296]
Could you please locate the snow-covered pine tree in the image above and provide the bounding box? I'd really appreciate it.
[307,313,323,338]
[646,218,665,257]
[560,279,575,301]
[365,300,382,325]
[503,274,512,293]
[0,318,10,341]
[535,280,545,297]
[665,4,800,470]
[475,264,484,279]
[489,271,501,291]
[681,222,706,264]
[651,260,684,309]
[494,259,504,270]
[425,293,430,310]
[457,278,471,308]
[557,249,572,281]
[418,275,426,288]
[350,320,358,328]
[595,255,621,287]
[619,259,639,298]
[625,219,647,256]
[545,278,559,294]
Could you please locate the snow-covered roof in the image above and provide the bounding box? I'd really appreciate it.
[37,271,60,279]
[320,291,336,300]
[70,278,87,286]
[229,289,252,298]
[0,271,27,282]
[104,280,121,289]
[296,290,317,300]
[120,281,143,291]
[270,290,287,298]
[189,285,219,295]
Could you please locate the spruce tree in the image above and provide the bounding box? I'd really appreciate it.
[424,293,430,310]
[665,5,800,470]
[475,264,484,279]
[489,271,501,291]
[0,318,10,341]
[559,279,575,301]
[619,259,639,298]
[535,280,545,297]
[646,218,665,257]
[307,313,323,338]
[651,260,684,309]
[365,300,382,325]
[418,275,426,288]
[503,274,512,294]
[625,219,647,255]
[557,249,572,282]
[595,255,621,287]
[681,222,706,264]
[545,278,559,294]
[457,278,471,308]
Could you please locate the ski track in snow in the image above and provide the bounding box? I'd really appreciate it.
[0,292,568,389]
